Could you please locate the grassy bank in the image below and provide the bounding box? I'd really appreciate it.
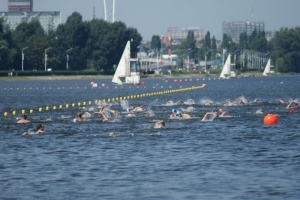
[0,70,286,82]
[0,75,113,81]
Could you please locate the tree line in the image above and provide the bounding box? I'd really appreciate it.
[1,11,299,73]
[154,27,300,73]
[0,12,142,73]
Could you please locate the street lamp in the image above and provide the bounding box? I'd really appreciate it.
[205,50,212,72]
[0,46,4,61]
[234,49,240,66]
[186,49,195,72]
[66,48,73,70]
[44,47,51,71]
[22,46,28,71]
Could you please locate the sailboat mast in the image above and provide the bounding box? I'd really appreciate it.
[112,0,115,22]
[103,0,107,21]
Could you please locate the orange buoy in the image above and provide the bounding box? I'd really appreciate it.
[263,114,278,125]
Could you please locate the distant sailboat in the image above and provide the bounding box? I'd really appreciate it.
[262,59,272,76]
[220,54,236,79]
[112,41,140,85]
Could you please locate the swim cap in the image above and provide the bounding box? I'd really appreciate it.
[219,109,223,113]
[172,109,176,113]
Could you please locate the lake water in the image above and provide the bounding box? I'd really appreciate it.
[0,75,299,200]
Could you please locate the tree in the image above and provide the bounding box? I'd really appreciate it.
[151,35,161,51]
[12,20,48,70]
[270,27,300,73]
[221,33,232,51]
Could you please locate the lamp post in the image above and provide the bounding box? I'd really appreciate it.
[44,47,51,71]
[0,46,4,61]
[0,46,4,71]
[22,46,28,71]
[186,49,195,72]
[233,49,240,70]
[156,48,159,73]
[205,50,212,72]
[66,48,73,70]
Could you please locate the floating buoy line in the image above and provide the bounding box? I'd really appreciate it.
[2,84,206,117]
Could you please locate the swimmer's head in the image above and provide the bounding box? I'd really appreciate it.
[109,132,115,137]
[172,109,177,113]
[219,109,224,113]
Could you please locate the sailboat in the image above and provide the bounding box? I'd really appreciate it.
[262,59,272,76]
[112,41,140,85]
[220,54,236,79]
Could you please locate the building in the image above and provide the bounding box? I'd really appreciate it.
[0,11,61,33]
[8,0,33,12]
[166,26,204,45]
[222,20,265,41]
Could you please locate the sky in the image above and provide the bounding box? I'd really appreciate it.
[1,0,300,41]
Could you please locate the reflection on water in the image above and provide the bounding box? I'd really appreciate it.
[0,75,300,199]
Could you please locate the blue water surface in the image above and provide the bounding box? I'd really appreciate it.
[0,75,299,200]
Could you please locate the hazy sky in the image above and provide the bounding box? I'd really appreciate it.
[1,0,299,40]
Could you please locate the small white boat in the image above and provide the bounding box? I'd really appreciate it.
[262,59,274,76]
[112,41,140,85]
[220,54,236,79]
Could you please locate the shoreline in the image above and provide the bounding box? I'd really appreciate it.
[0,72,288,81]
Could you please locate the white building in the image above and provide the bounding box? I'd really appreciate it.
[0,11,61,33]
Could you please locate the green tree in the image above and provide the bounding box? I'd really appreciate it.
[56,12,89,70]
[221,33,232,51]
[151,35,161,51]
[270,27,300,73]
[12,20,48,70]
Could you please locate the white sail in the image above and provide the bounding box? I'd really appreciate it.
[112,41,131,84]
[220,54,231,79]
[262,59,271,76]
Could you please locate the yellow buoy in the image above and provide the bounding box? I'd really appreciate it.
[12,111,16,115]
[4,112,8,117]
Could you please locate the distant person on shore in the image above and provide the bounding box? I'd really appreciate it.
[17,115,31,123]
